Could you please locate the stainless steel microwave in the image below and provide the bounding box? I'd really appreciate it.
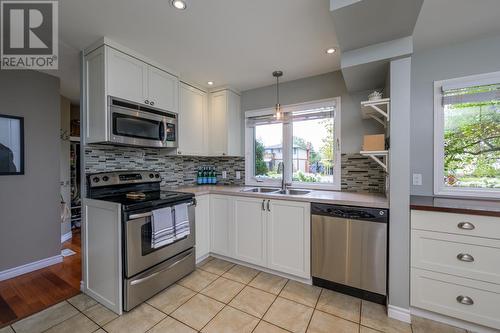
[108,96,177,148]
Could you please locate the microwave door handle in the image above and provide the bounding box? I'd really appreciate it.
[160,122,166,142]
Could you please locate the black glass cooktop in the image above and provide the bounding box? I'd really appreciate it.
[96,190,194,211]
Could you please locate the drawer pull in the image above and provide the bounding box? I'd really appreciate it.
[456,295,474,305]
[457,222,475,230]
[457,253,474,262]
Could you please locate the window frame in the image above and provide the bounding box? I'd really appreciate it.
[245,97,341,191]
[433,71,500,199]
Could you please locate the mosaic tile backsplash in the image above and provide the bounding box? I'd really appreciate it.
[84,145,245,187]
[85,146,386,193]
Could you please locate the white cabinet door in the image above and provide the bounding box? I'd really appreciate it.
[147,66,178,112]
[234,197,267,266]
[195,195,210,262]
[106,47,147,105]
[210,195,233,257]
[209,91,228,156]
[178,83,207,156]
[227,91,242,156]
[267,199,310,278]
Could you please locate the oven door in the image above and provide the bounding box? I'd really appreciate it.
[124,200,195,277]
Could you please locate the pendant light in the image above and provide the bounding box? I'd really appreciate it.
[273,70,283,120]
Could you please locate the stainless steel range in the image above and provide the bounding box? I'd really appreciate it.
[85,170,195,312]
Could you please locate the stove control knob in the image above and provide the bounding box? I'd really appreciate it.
[155,174,160,178]
[149,173,154,179]
[102,176,109,182]
[93,177,100,183]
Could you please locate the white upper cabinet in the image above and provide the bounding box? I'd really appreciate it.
[106,47,148,105]
[178,83,208,156]
[147,66,178,111]
[233,197,267,267]
[104,46,179,112]
[209,90,242,156]
[267,199,310,278]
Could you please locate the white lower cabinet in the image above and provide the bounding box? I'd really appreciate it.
[194,195,210,262]
[210,195,233,257]
[234,197,267,267]
[203,194,310,279]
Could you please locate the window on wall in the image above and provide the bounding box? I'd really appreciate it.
[434,72,500,198]
[245,98,341,190]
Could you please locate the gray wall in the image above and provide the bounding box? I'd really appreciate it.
[0,71,61,271]
[388,57,411,310]
[411,34,500,195]
[241,71,383,154]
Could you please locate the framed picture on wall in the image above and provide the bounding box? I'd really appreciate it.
[0,114,24,175]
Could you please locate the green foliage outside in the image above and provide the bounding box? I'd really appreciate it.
[255,139,268,176]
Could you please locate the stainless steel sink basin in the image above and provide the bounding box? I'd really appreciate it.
[276,189,311,195]
[241,187,280,193]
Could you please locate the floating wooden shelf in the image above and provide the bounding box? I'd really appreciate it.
[360,150,389,172]
[361,98,390,127]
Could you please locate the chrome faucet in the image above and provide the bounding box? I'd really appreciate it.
[281,162,291,191]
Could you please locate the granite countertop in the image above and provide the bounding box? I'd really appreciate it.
[163,185,389,209]
[410,195,500,217]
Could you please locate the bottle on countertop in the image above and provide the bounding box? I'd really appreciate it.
[197,167,203,185]
[202,167,208,184]
[212,167,217,184]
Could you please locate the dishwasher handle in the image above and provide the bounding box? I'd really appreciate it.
[311,203,388,223]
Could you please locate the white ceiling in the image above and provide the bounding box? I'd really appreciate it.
[413,0,500,51]
[55,0,339,103]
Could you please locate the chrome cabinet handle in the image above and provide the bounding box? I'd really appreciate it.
[458,222,475,230]
[267,200,270,212]
[457,253,474,262]
[456,295,474,305]
[129,212,153,219]
[262,200,265,211]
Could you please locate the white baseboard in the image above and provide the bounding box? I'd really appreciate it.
[0,255,63,281]
[195,253,210,264]
[61,231,73,243]
[387,305,412,323]
[411,307,498,333]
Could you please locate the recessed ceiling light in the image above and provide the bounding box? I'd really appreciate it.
[326,48,336,54]
[171,0,187,10]
[207,81,214,86]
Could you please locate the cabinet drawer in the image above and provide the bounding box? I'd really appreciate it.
[411,268,500,329]
[411,210,500,239]
[412,230,500,284]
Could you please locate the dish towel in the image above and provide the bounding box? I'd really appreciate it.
[174,203,190,240]
[151,206,175,248]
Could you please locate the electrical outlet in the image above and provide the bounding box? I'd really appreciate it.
[412,173,422,186]
[235,171,241,180]
[222,171,227,179]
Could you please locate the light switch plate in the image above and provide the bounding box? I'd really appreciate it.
[235,171,241,180]
[222,171,227,179]
[413,173,422,186]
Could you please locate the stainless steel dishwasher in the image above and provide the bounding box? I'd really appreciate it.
[311,203,388,304]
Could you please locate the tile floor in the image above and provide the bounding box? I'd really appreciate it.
[0,257,475,333]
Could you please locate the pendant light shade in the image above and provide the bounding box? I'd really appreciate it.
[273,71,283,120]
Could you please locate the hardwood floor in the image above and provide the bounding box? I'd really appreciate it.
[0,229,81,328]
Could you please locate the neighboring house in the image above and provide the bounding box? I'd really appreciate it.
[264,144,309,172]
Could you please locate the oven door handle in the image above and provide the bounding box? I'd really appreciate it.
[130,250,193,286]
[128,212,153,220]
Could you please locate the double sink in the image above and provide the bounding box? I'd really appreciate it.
[241,187,311,196]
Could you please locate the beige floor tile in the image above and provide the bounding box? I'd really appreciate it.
[201,306,259,333]
[222,264,260,284]
[147,283,195,314]
[0,326,14,333]
[92,330,106,333]
[307,310,359,333]
[44,313,99,333]
[361,301,411,333]
[67,293,98,311]
[253,321,289,333]
[316,289,361,323]
[171,294,224,330]
[177,269,219,292]
[280,280,321,308]
[196,256,215,267]
[412,315,466,333]
[229,286,276,318]
[264,297,314,333]
[12,301,79,333]
[83,303,118,326]
[200,277,245,303]
[248,272,288,295]
[104,303,166,333]
[360,325,381,333]
[147,316,197,333]
[199,258,235,275]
